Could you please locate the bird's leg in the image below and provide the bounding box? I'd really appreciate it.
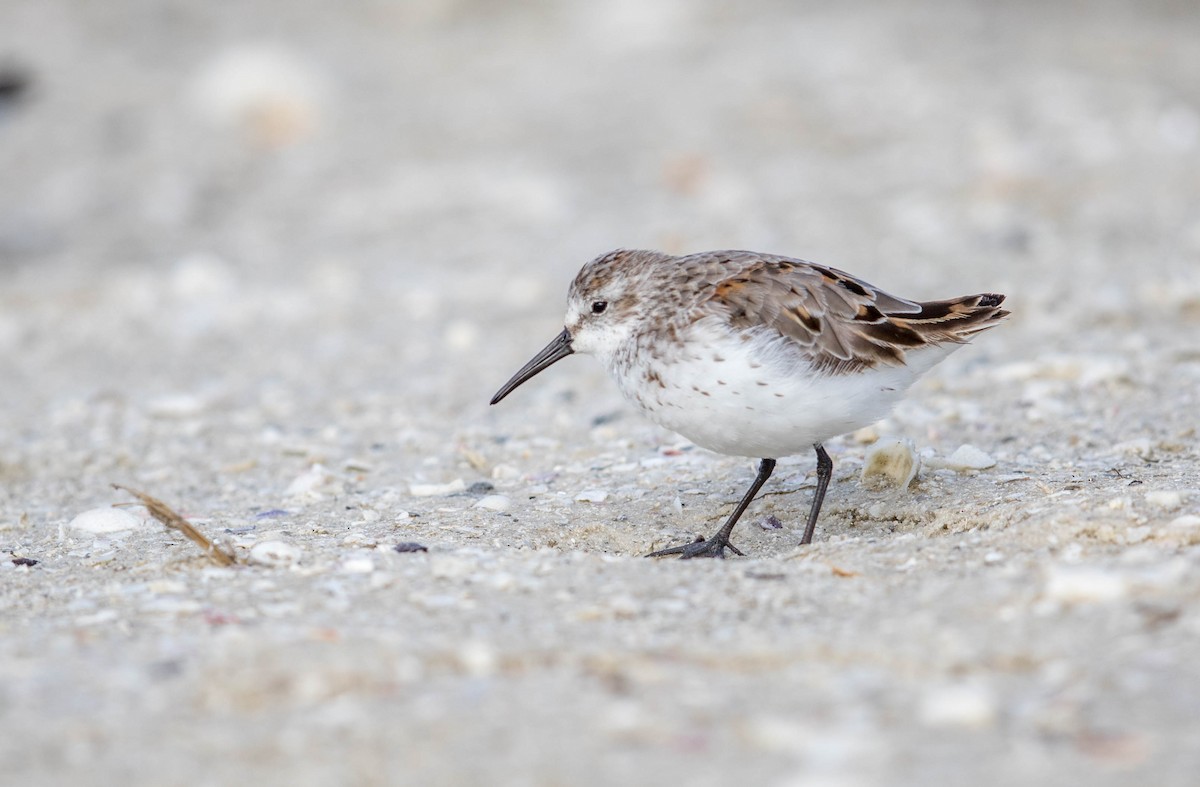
[799,443,832,545]
[647,458,776,559]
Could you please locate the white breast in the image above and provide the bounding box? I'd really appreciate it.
[610,316,958,458]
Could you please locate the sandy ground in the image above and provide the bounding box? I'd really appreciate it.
[2,1,1200,785]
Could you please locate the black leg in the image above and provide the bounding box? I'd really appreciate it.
[647,458,777,559]
[799,443,832,545]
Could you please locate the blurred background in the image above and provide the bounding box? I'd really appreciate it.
[3,3,1200,784]
[1,0,1198,492]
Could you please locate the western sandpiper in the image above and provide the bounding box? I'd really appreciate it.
[491,249,1008,558]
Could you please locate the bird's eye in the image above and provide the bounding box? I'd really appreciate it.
[591,301,608,314]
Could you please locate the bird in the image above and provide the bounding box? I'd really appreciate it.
[490,249,1009,558]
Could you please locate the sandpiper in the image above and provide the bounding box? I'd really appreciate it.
[491,249,1008,558]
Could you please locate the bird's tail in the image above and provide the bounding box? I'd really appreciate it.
[890,293,1010,343]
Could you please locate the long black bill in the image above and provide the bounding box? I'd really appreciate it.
[490,329,574,405]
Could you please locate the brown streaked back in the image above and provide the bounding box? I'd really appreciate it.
[695,251,1009,375]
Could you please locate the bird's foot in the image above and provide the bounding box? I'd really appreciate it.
[646,533,745,559]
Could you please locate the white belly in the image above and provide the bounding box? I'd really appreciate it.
[611,318,958,458]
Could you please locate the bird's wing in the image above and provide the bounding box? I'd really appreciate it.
[704,255,1008,374]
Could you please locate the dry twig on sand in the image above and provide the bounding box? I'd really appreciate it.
[112,484,238,567]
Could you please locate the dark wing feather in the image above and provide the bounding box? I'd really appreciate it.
[705,256,1009,374]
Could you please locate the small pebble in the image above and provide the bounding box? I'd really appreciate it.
[249,540,302,567]
[861,438,920,488]
[285,464,340,499]
[68,507,145,534]
[759,515,784,530]
[1045,567,1128,603]
[600,700,655,740]
[851,425,880,444]
[918,684,998,728]
[474,494,511,512]
[929,444,996,472]
[340,557,375,574]
[1124,525,1152,544]
[1165,517,1200,545]
[575,489,609,503]
[410,479,466,497]
[1144,490,1183,510]
[467,481,496,495]
[369,572,396,590]
[487,572,516,591]
[394,542,429,553]
[491,464,520,481]
[456,641,497,677]
[255,509,289,519]
[609,595,641,618]
[1115,438,1155,459]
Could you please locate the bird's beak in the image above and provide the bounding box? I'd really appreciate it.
[490,329,574,405]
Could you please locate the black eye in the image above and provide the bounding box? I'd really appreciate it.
[591,301,608,314]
